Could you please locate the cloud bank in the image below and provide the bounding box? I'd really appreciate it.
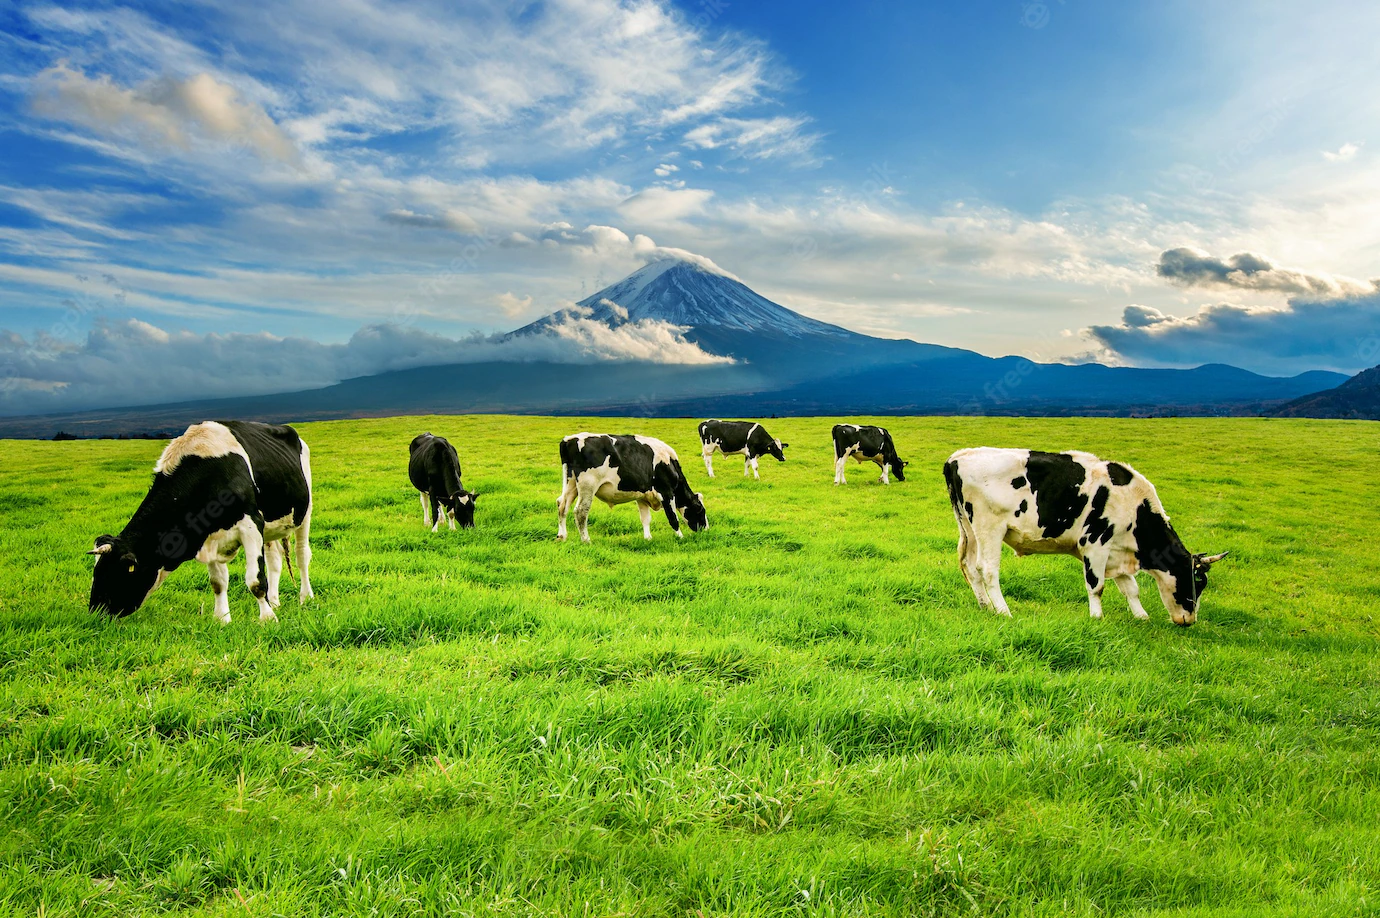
[1156,247,1373,298]
[1085,248,1380,374]
[1085,291,1380,376]
[0,313,730,415]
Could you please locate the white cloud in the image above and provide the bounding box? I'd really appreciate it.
[653,163,679,177]
[1323,142,1362,162]
[683,116,822,162]
[381,208,482,234]
[618,186,714,225]
[495,291,533,317]
[31,63,298,163]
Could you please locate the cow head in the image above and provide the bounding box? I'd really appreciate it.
[767,438,788,462]
[682,491,709,532]
[889,455,909,482]
[88,535,162,617]
[444,491,478,529]
[1147,549,1229,627]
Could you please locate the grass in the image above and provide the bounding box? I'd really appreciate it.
[0,415,1377,917]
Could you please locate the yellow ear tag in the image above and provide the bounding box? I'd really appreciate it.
[128,564,136,573]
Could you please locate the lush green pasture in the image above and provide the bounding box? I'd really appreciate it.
[0,416,1377,917]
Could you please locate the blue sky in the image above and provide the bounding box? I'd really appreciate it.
[2,0,1379,412]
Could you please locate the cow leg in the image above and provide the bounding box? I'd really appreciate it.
[879,459,889,485]
[974,523,1011,616]
[1115,574,1151,620]
[207,560,232,625]
[749,456,760,479]
[448,504,457,531]
[235,516,275,623]
[661,494,683,539]
[430,496,443,533]
[1083,554,1108,619]
[556,476,577,541]
[420,492,431,526]
[834,455,847,485]
[294,510,313,603]
[265,540,284,608]
[956,518,993,609]
[638,501,653,540]
[702,445,715,479]
[575,483,596,544]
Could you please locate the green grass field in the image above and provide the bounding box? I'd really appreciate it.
[1,416,1377,917]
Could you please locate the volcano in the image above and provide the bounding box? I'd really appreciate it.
[516,257,853,338]
[508,255,956,375]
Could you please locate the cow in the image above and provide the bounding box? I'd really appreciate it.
[943,447,1228,626]
[88,420,314,624]
[408,433,477,531]
[697,419,788,479]
[556,433,708,543]
[833,424,908,485]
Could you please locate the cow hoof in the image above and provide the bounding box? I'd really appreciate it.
[260,609,279,623]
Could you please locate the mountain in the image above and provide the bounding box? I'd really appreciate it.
[509,256,955,377]
[516,258,852,338]
[0,255,1351,438]
[1270,365,1380,419]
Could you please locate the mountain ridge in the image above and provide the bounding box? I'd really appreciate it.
[1269,364,1380,419]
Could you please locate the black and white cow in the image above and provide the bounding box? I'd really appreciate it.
[943,447,1227,625]
[832,424,908,485]
[408,433,477,531]
[88,420,313,624]
[556,433,708,543]
[697,419,788,480]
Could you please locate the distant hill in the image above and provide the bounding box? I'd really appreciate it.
[1270,365,1380,420]
[0,255,1350,438]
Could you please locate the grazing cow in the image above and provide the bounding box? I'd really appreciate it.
[697,419,788,479]
[408,433,477,531]
[943,447,1227,625]
[556,433,708,543]
[833,424,908,485]
[88,421,313,624]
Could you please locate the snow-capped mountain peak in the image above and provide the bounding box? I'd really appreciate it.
[520,255,851,339]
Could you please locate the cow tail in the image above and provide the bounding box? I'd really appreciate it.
[943,459,974,562]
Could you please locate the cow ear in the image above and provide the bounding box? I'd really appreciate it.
[469,491,479,502]
[88,535,117,555]
[780,441,789,449]
[1199,551,1229,566]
